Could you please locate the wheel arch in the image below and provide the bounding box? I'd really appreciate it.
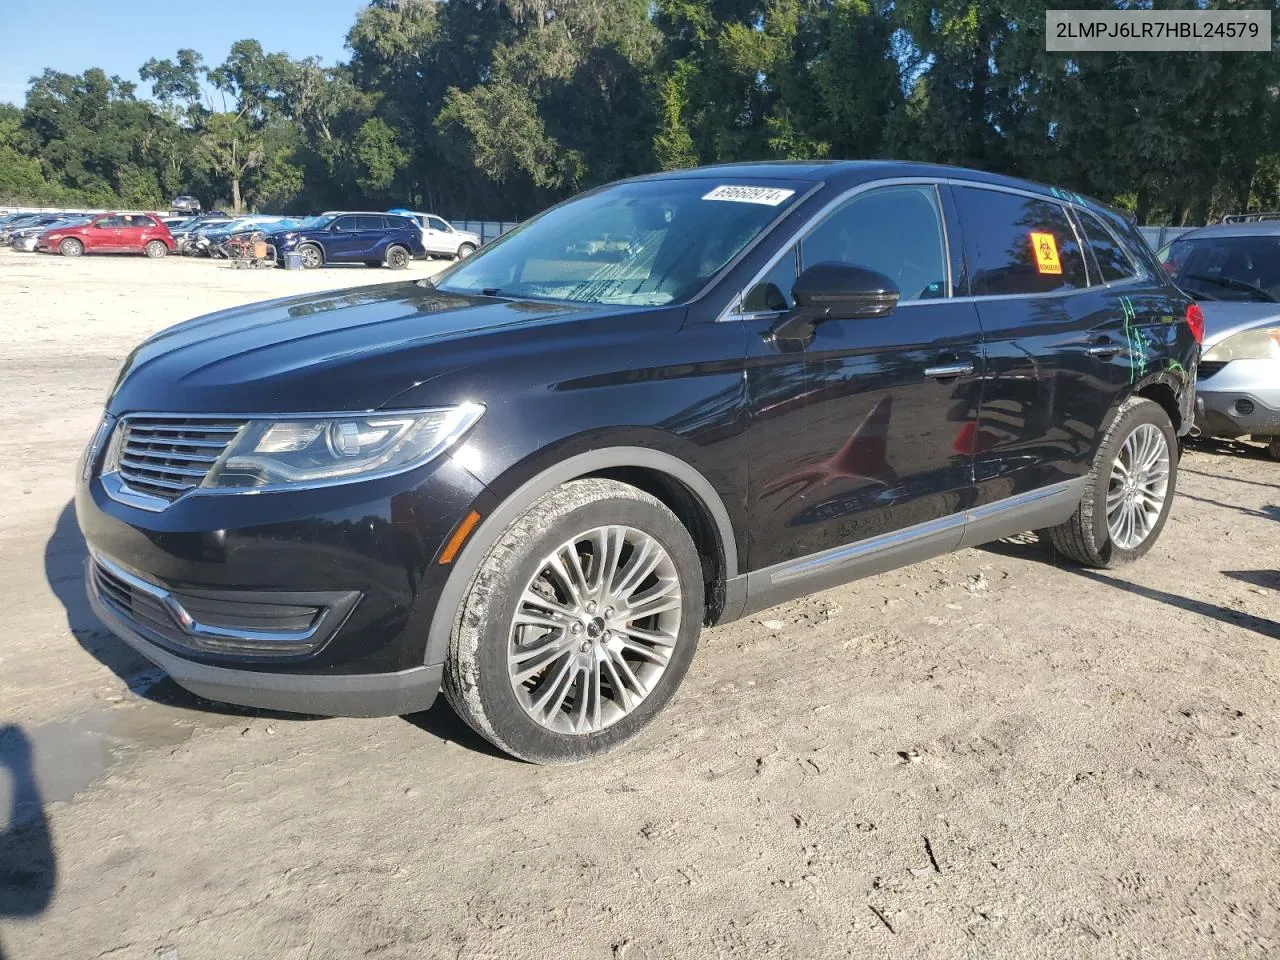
[423,447,739,668]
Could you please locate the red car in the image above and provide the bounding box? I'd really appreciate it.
[37,213,174,258]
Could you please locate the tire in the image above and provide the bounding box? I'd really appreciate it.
[1049,396,1178,568]
[59,238,83,258]
[443,478,704,764]
[385,245,410,269]
[1268,437,1280,462]
[298,244,323,269]
[455,242,476,260]
[144,240,168,259]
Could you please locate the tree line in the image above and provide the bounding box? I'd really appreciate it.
[2,0,1277,225]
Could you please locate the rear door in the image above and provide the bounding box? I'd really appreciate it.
[743,182,984,570]
[947,183,1119,509]
[118,215,151,251]
[356,215,388,258]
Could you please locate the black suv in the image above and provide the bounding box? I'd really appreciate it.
[78,162,1200,763]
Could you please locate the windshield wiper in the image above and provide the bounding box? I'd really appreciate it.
[1182,272,1278,303]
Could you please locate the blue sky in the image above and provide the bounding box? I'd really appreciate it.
[0,0,368,106]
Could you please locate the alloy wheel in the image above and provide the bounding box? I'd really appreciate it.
[507,525,683,735]
[300,246,322,269]
[1106,423,1170,550]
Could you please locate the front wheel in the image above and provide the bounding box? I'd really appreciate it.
[1267,437,1280,462]
[443,478,704,764]
[385,245,410,270]
[59,238,84,258]
[455,242,476,260]
[1049,396,1177,567]
[298,244,323,269]
[144,240,168,259]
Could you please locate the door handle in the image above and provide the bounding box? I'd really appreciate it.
[924,362,975,380]
[1087,338,1123,357]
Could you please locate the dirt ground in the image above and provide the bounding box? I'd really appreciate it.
[0,247,1277,960]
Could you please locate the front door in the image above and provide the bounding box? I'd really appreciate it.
[86,216,126,251]
[743,183,984,573]
[423,216,453,255]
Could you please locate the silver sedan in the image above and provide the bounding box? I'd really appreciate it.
[1159,221,1280,460]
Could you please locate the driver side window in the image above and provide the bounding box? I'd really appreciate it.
[801,185,949,301]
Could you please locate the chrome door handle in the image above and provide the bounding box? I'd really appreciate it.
[924,362,975,379]
[1088,341,1123,357]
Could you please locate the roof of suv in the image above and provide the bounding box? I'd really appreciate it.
[1174,220,1280,240]
[630,159,1127,220]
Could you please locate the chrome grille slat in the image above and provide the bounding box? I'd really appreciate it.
[112,416,247,503]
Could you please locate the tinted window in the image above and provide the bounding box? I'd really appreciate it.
[801,185,948,301]
[743,244,798,312]
[96,216,127,228]
[356,215,385,231]
[331,217,358,232]
[1077,209,1136,283]
[1160,234,1280,303]
[953,186,1087,295]
[428,216,449,232]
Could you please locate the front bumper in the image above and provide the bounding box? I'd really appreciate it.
[1195,359,1280,438]
[11,236,38,251]
[76,454,488,716]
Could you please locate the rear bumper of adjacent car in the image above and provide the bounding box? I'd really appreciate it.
[76,453,489,717]
[1195,358,1280,437]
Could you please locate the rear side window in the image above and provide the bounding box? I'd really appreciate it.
[1076,209,1137,284]
[355,215,384,230]
[953,186,1087,295]
[801,184,949,300]
[331,217,358,232]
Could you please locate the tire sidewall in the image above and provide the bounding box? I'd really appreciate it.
[145,241,167,259]
[1089,400,1178,565]
[459,493,703,763]
[386,245,409,269]
[299,244,323,269]
[457,243,475,259]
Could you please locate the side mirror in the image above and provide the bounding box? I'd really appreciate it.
[792,263,900,320]
[766,263,900,346]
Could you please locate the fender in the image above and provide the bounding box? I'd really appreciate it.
[422,445,740,667]
[1097,367,1193,450]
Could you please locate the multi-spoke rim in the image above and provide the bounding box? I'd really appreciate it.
[507,525,683,735]
[1106,423,1170,550]
[300,246,322,269]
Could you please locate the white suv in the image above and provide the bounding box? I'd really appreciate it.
[392,211,481,260]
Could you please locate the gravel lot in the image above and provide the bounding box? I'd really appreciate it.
[1,248,1277,960]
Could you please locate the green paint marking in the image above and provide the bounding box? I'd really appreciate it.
[1165,359,1186,375]
[1120,295,1140,383]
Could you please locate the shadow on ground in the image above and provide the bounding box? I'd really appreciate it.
[0,725,57,960]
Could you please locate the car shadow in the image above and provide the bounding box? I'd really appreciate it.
[981,534,1279,642]
[0,725,58,955]
[401,705,516,762]
[1175,490,1280,522]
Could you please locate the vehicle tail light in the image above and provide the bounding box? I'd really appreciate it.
[1185,303,1204,344]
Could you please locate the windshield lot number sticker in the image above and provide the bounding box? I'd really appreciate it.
[703,185,796,206]
[1030,231,1063,274]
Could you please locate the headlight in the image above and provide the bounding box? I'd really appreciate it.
[45,234,61,241]
[1202,327,1280,363]
[201,404,484,490]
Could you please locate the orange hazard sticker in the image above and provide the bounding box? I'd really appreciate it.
[1030,232,1062,275]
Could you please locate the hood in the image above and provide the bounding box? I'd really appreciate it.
[1197,301,1280,348]
[108,281,606,415]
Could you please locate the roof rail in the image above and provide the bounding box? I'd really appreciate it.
[1221,212,1280,223]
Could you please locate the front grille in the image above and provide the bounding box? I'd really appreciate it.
[113,417,246,501]
[1198,361,1227,380]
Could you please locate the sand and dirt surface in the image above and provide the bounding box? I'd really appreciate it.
[0,247,1277,959]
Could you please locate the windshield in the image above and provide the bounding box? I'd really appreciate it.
[433,178,806,306]
[1159,234,1280,303]
[294,215,337,231]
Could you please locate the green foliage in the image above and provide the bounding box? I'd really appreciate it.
[3,0,1278,223]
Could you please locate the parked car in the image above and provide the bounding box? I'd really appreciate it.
[389,209,481,259]
[38,213,174,258]
[78,162,1200,763]
[0,213,66,243]
[1158,220,1280,459]
[10,214,91,251]
[265,212,426,269]
[172,216,234,255]
[172,196,202,215]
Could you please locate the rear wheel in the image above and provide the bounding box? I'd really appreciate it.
[1268,437,1280,462]
[456,242,476,260]
[443,478,704,764]
[1049,396,1177,568]
[59,238,83,258]
[385,244,410,269]
[298,244,323,269]
[144,240,167,259]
